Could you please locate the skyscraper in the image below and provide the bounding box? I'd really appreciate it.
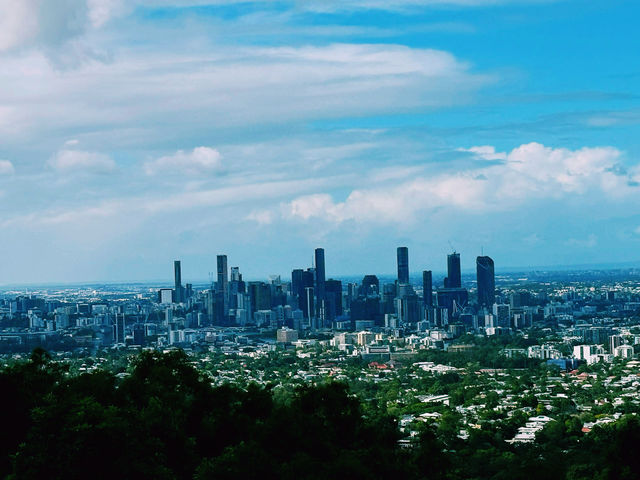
[230,266,241,282]
[422,270,433,306]
[217,255,229,314]
[314,248,326,302]
[447,252,461,288]
[229,267,245,310]
[476,256,495,307]
[397,246,409,284]
[305,286,315,328]
[292,268,314,312]
[315,248,326,326]
[493,303,510,328]
[291,269,304,301]
[325,279,343,323]
[361,275,380,296]
[174,260,183,303]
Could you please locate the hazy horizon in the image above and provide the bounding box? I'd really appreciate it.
[3,256,640,289]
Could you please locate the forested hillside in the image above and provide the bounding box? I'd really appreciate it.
[1,349,638,480]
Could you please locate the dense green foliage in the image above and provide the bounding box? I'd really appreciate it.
[1,349,639,479]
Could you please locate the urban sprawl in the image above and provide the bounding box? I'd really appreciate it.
[3,248,640,448]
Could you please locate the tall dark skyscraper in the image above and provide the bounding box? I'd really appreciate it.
[217,255,229,313]
[476,256,495,307]
[447,252,461,288]
[315,248,326,325]
[397,246,409,284]
[361,275,380,296]
[422,270,433,306]
[325,279,343,322]
[291,269,304,301]
[292,268,315,317]
[248,281,272,311]
[314,248,326,301]
[174,260,183,303]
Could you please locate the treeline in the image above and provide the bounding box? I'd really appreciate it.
[0,349,639,480]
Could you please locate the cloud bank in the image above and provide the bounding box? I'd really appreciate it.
[279,143,632,225]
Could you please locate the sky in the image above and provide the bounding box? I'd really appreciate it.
[0,0,639,284]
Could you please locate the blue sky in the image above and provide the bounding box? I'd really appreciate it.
[0,0,639,284]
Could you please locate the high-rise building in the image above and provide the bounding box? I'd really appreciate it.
[422,270,433,306]
[229,267,245,310]
[217,255,229,313]
[292,268,314,311]
[325,279,343,323]
[314,248,326,299]
[350,296,381,325]
[174,260,183,303]
[132,323,146,346]
[397,247,409,285]
[447,252,461,288]
[492,303,510,328]
[206,289,225,326]
[230,266,241,282]
[315,248,326,322]
[159,288,174,304]
[476,256,495,307]
[305,286,315,327]
[291,269,304,300]
[381,283,397,314]
[248,281,271,312]
[361,275,380,296]
[395,284,420,325]
[436,288,468,313]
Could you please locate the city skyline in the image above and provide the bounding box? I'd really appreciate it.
[1,1,639,284]
[5,249,640,288]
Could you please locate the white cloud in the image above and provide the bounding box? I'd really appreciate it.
[86,0,126,27]
[0,0,86,53]
[0,0,125,54]
[0,43,488,148]
[285,173,486,224]
[246,210,274,225]
[48,149,116,174]
[0,160,15,175]
[280,142,629,225]
[144,147,223,176]
[495,142,623,199]
[459,145,507,161]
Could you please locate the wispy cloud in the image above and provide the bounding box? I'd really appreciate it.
[585,109,640,128]
[144,147,223,176]
[0,43,490,152]
[458,145,507,161]
[47,149,116,174]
